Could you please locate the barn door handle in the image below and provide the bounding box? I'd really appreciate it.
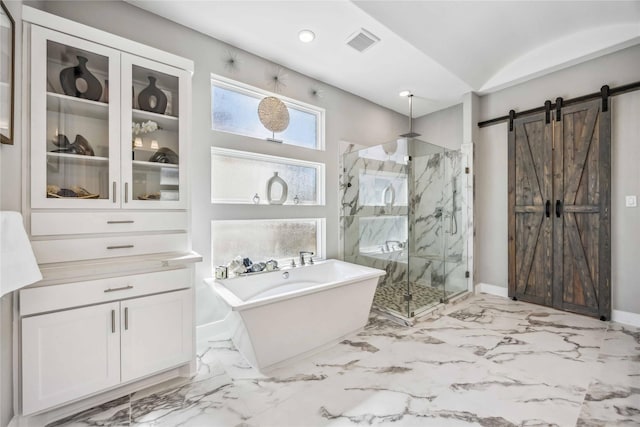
[555,200,562,218]
[545,200,551,218]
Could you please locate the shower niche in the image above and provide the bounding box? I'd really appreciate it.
[342,138,471,320]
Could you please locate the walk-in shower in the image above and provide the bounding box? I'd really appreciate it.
[342,137,470,320]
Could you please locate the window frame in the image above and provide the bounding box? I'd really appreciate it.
[211,147,326,205]
[211,74,325,151]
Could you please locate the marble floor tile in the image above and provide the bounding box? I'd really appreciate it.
[45,395,131,427]
[48,295,639,427]
[576,323,640,426]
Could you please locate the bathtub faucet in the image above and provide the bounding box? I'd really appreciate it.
[299,251,314,266]
[385,240,404,252]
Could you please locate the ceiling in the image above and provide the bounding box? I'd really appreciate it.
[127,1,640,117]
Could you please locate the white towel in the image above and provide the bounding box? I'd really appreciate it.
[0,211,42,296]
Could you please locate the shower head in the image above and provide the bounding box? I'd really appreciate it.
[399,94,421,138]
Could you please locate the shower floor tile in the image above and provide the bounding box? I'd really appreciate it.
[47,294,639,427]
[373,282,454,315]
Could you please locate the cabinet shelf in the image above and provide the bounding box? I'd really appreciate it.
[132,160,178,170]
[47,92,108,120]
[132,109,178,132]
[47,151,109,165]
[33,27,187,210]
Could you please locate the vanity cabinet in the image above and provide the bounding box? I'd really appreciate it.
[21,288,192,415]
[20,8,199,422]
[30,25,188,210]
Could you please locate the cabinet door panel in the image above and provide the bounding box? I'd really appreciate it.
[30,25,121,209]
[121,289,193,383]
[22,302,120,415]
[121,54,189,209]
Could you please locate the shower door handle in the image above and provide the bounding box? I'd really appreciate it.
[545,200,551,218]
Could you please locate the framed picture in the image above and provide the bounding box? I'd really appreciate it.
[1,0,15,145]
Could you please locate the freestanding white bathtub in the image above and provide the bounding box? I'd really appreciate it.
[206,259,385,371]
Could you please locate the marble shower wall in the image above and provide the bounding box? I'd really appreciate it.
[410,149,466,291]
[341,146,410,290]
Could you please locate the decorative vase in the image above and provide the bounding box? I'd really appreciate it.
[59,56,103,101]
[267,172,288,205]
[382,183,395,207]
[138,76,168,114]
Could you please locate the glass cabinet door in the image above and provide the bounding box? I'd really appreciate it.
[30,26,120,209]
[120,54,188,209]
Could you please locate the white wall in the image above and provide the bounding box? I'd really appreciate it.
[413,103,463,149]
[25,1,408,326]
[0,1,25,424]
[475,44,640,315]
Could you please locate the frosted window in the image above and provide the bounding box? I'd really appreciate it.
[211,219,323,267]
[211,81,322,150]
[211,148,323,205]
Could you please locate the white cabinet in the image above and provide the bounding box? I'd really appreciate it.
[22,302,121,415]
[21,9,198,420]
[121,290,192,382]
[30,25,188,210]
[22,289,193,415]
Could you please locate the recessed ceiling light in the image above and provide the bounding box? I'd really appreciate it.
[399,90,411,97]
[299,30,315,43]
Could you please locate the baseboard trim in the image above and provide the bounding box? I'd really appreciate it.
[475,282,509,298]
[612,309,640,328]
[196,318,229,343]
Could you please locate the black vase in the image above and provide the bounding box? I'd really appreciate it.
[137,76,168,114]
[59,56,103,101]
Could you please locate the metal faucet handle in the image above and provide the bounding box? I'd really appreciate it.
[299,251,314,266]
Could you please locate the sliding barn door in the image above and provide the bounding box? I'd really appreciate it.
[508,112,553,305]
[553,99,611,319]
[508,98,611,320]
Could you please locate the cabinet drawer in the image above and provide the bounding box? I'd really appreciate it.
[20,268,191,316]
[31,211,188,236]
[31,233,188,264]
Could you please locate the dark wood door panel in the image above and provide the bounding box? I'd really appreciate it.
[509,112,552,303]
[509,98,610,320]
[553,99,610,319]
[515,213,552,305]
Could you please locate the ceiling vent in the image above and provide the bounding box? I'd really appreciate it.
[346,28,380,53]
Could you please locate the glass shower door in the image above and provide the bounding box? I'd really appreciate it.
[407,139,447,316]
[443,147,469,299]
[342,140,411,318]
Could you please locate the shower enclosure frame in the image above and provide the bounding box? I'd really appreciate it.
[340,138,474,322]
